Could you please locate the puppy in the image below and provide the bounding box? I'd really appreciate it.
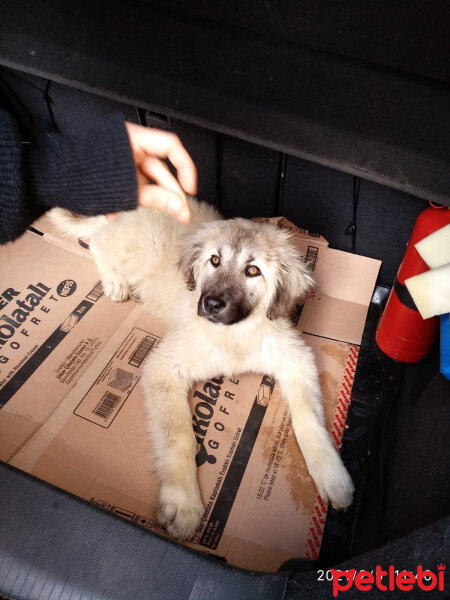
[50,200,354,540]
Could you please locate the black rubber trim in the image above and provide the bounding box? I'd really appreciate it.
[0,463,288,600]
[1,463,448,599]
[394,278,419,312]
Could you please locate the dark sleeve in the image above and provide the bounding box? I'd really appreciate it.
[0,109,138,244]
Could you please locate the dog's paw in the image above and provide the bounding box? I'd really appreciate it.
[314,455,355,511]
[102,276,130,302]
[157,485,204,541]
[129,288,144,304]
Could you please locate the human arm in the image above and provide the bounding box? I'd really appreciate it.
[0,109,197,243]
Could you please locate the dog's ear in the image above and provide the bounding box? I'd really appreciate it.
[267,243,314,320]
[178,235,203,291]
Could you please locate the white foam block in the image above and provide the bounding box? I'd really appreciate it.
[405,263,450,319]
[415,223,450,268]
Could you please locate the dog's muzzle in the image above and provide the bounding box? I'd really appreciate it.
[198,290,251,325]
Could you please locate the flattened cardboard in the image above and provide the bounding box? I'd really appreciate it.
[0,232,134,460]
[0,215,380,571]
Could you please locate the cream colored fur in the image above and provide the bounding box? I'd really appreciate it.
[50,200,354,540]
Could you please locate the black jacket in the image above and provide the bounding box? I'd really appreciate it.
[0,109,137,243]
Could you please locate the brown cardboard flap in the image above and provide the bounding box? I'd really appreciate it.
[315,247,382,306]
[0,230,135,459]
[299,295,370,345]
[0,411,42,462]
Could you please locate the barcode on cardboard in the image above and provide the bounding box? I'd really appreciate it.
[129,335,156,368]
[306,246,319,270]
[74,328,160,428]
[93,391,120,420]
[86,281,104,302]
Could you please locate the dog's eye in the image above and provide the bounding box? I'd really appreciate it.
[210,255,220,267]
[245,265,261,277]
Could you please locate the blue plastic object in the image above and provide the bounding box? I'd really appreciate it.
[440,314,450,380]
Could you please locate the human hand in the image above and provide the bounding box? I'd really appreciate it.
[107,122,197,223]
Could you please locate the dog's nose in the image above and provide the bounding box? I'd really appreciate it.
[204,295,226,313]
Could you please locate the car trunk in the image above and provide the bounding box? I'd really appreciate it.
[0,2,449,598]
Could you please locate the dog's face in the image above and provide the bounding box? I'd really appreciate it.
[179,219,314,325]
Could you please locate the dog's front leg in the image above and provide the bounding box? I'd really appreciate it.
[272,337,354,510]
[141,351,204,540]
[89,241,131,302]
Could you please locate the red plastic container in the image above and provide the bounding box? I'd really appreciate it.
[376,206,450,362]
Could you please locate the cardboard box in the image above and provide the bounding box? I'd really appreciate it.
[0,214,380,571]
